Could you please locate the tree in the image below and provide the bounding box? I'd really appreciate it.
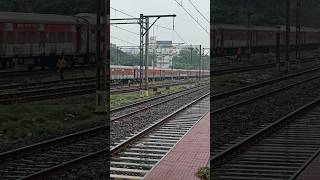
[172,48,209,70]
[110,47,140,66]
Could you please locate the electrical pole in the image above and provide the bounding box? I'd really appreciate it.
[202,47,205,80]
[153,49,155,84]
[199,45,201,82]
[95,0,107,113]
[296,0,301,66]
[116,47,119,65]
[139,14,144,91]
[285,0,291,73]
[144,17,149,96]
[111,14,176,97]
[139,14,176,97]
[246,0,252,61]
[276,32,281,72]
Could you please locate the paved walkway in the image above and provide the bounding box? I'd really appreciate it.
[144,112,210,180]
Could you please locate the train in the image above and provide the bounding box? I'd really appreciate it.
[111,65,210,84]
[0,12,100,69]
[212,24,320,57]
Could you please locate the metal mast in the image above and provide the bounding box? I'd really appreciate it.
[285,0,291,72]
[95,0,108,113]
[295,0,301,65]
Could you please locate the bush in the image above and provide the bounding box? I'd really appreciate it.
[195,167,210,180]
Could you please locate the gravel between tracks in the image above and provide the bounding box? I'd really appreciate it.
[45,85,209,179]
[110,86,209,145]
[213,69,320,109]
[110,84,205,119]
[212,76,320,154]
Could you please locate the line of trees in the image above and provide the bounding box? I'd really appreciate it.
[111,47,209,70]
[172,48,210,70]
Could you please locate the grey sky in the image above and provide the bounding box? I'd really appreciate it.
[110,0,210,48]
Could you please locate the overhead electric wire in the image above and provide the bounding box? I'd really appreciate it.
[188,0,209,23]
[111,24,139,35]
[173,0,209,35]
[174,30,187,44]
[111,35,137,45]
[110,7,135,18]
[111,7,190,45]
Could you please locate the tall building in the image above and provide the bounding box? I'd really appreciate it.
[149,36,178,69]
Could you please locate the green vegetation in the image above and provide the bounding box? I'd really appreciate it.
[173,48,210,70]
[111,84,188,108]
[212,0,320,28]
[196,167,210,180]
[212,74,249,92]
[0,104,104,142]
[110,46,140,66]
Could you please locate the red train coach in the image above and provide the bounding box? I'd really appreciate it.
[212,24,320,57]
[0,12,103,70]
[0,12,81,69]
[110,65,209,84]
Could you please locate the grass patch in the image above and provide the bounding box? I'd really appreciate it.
[0,104,104,142]
[212,74,248,92]
[196,166,210,180]
[110,84,188,108]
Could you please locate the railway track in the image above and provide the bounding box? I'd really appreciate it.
[211,65,320,153]
[0,124,107,180]
[0,84,209,179]
[211,56,319,76]
[0,76,96,91]
[0,66,93,79]
[110,95,209,179]
[0,79,204,104]
[111,82,208,117]
[213,65,320,103]
[212,96,320,180]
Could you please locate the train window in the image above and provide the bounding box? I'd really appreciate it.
[29,32,36,44]
[58,32,65,43]
[18,32,26,44]
[67,32,72,42]
[7,31,15,44]
[48,32,56,43]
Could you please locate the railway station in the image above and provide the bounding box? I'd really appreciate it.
[2,0,320,179]
[0,0,210,179]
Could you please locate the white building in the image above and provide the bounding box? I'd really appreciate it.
[149,36,179,69]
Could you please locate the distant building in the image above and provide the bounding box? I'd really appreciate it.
[149,36,179,69]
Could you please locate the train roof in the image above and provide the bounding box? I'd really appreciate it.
[0,11,78,24]
[213,24,320,32]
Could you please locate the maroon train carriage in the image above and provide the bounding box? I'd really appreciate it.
[111,65,210,84]
[0,12,100,70]
[211,24,320,57]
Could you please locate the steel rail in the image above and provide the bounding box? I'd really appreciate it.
[17,92,210,180]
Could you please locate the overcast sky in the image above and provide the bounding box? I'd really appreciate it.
[110,0,210,49]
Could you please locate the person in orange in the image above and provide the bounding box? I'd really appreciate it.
[57,54,65,80]
[236,48,242,61]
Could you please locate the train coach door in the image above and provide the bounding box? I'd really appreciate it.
[39,32,46,56]
[76,25,81,54]
[0,32,3,56]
